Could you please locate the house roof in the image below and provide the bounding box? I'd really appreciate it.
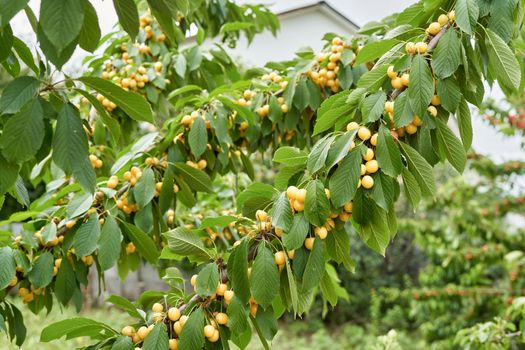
[276,1,360,31]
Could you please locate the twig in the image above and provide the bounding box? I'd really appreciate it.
[390,24,450,100]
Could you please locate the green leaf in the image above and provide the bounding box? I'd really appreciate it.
[188,117,207,158]
[437,78,461,113]
[313,90,353,135]
[164,227,211,260]
[200,215,238,229]
[431,28,461,79]
[107,295,142,319]
[217,96,256,125]
[250,244,280,308]
[326,227,354,272]
[173,163,213,193]
[355,39,401,66]
[293,78,310,111]
[362,91,387,122]
[283,213,309,251]
[142,323,168,350]
[371,173,395,211]
[376,125,402,177]
[41,317,116,342]
[28,251,54,288]
[73,214,100,257]
[179,308,205,350]
[304,180,330,227]
[167,85,202,101]
[329,149,362,207]
[112,0,139,40]
[0,76,40,114]
[359,205,390,256]
[187,46,202,71]
[122,222,159,264]
[488,0,515,43]
[112,336,134,350]
[393,91,414,127]
[408,55,434,117]
[0,99,44,163]
[357,64,389,91]
[12,37,39,74]
[273,147,308,166]
[36,23,77,69]
[39,0,84,53]
[52,104,96,193]
[485,28,521,92]
[325,131,357,169]
[55,259,77,305]
[0,0,29,27]
[134,167,156,208]
[9,303,26,346]
[79,77,154,123]
[196,263,220,297]
[77,90,120,143]
[456,97,472,151]
[0,25,13,65]
[67,193,93,218]
[455,0,479,35]
[227,239,250,303]
[98,216,123,271]
[402,168,421,209]
[0,247,16,290]
[398,141,436,197]
[78,0,101,53]
[0,155,20,194]
[227,297,249,334]
[434,118,466,172]
[307,135,335,174]
[271,192,293,231]
[236,183,274,218]
[146,0,178,45]
[302,238,325,291]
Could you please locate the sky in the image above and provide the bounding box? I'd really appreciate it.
[10,0,524,161]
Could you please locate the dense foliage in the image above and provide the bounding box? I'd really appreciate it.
[0,0,523,349]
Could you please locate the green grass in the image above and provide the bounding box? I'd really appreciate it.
[1,298,134,350]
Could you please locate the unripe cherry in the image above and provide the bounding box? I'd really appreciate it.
[190,274,198,287]
[415,42,428,54]
[427,22,441,36]
[406,124,417,135]
[438,14,449,26]
[152,302,164,313]
[216,312,229,325]
[370,133,378,146]
[427,105,438,117]
[255,210,268,222]
[363,148,375,161]
[304,237,315,250]
[358,127,371,141]
[366,160,379,174]
[204,325,215,338]
[362,175,374,189]
[391,77,403,89]
[387,65,397,79]
[224,290,235,304]
[400,73,410,86]
[122,325,135,337]
[168,307,181,321]
[216,283,228,296]
[274,251,286,265]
